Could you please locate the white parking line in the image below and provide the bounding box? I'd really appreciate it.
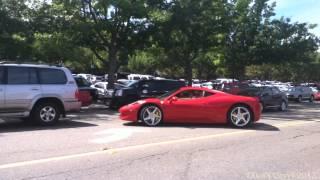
[0,120,318,170]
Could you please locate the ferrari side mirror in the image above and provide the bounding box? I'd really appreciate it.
[170,96,178,102]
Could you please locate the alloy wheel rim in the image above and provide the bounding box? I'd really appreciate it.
[40,106,56,122]
[142,106,162,126]
[230,107,251,127]
[281,102,286,111]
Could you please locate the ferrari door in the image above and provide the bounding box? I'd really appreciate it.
[163,90,207,122]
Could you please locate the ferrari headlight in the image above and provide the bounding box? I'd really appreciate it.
[115,89,123,96]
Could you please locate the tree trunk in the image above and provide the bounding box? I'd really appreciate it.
[185,61,193,86]
[107,47,117,89]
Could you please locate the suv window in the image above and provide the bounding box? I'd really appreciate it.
[262,88,272,96]
[39,68,67,84]
[0,67,4,84]
[272,87,281,94]
[164,81,185,90]
[140,81,157,91]
[75,77,91,87]
[7,67,38,84]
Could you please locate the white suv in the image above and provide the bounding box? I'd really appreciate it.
[0,64,81,125]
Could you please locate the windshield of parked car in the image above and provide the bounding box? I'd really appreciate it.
[239,87,262,96]
[126,80,139,87]
[75,77,91,87]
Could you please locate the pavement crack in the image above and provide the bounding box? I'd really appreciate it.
[291,135,304,139]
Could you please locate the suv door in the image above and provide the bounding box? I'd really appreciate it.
[0,66,5,111]
[5,66,40,112]
[303,87,312,99]
[271,87,282,106]
[139,81,158,98]
[260,87,273,107]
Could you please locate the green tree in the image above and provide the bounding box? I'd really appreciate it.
[154,0,227,85]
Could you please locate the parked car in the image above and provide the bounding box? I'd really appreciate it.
[91,82,125,102]
[119,87,261,128]
[74,76,98,102]
[0,63,81,125]
[109,79,185,109]
[77,91,92,107]
[286,86,314,102]
[201,82,213,89]
[310,87,320,101]
[237,86,288,112]
[91,82,110,99]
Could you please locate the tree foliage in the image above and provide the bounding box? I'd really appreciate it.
[0,0,319,84]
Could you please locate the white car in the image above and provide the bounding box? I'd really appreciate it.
[91,82,110,98]
[201,82,213,89]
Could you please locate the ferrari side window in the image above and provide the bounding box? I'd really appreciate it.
[176,90,193,99]
[192,90,203,98]
[204,91,214,97]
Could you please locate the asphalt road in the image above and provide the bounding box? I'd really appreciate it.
[0,102,320,180]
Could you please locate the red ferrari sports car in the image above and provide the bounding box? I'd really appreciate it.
[119,87,261,128]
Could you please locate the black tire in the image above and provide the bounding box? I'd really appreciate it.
[20,117,33,125]
[279,101,287,111]
[297,96,302,103]
[108,99,121,110]
[139,105,163,127]
[310,95,314,103]
[227,105,253,128]
[31,102,60,126]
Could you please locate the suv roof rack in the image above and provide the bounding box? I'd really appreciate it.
[0,60,64,67]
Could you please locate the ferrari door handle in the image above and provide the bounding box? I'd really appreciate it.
[31,88,40,91]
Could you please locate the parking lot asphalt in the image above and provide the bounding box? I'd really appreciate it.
[0,102,320,180]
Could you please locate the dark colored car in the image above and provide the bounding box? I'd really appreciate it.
[237,86,288,112]
[109,79,186,109]
[74,76,98,101]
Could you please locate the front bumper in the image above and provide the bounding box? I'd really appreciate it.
[119,103,141,122]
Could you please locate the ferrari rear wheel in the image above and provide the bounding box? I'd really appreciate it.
[228,105,252,128]
[140,105,163,127]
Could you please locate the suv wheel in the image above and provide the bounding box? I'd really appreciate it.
[32,102,60,125]
[279,101,287,111]
[297,96,302,103]
[310,95,314,103]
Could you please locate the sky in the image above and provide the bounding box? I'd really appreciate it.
[273,0,320,37]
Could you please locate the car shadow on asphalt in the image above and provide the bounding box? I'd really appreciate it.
[123,122,280,131]
[262,105,320,122]
[0,119,98,133]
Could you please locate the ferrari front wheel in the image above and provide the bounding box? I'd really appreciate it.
[228,105,252,128]
[140,105,163,127]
